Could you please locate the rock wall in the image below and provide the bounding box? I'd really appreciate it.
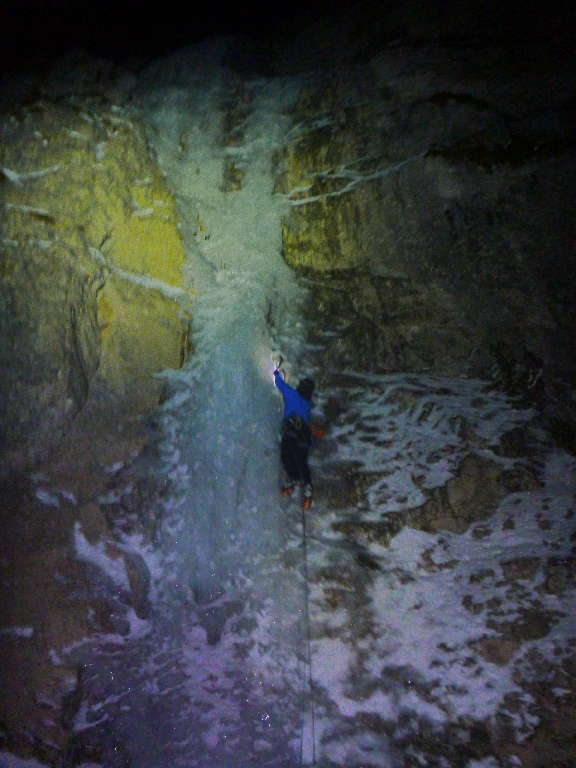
[0,13,574,764]
[0,96,191,760]
[276,46,576,445]
[0,98,191,472]
[274,27,576,767]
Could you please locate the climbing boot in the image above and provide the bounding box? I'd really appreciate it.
[302,484,313,510]
[281,482,301,497]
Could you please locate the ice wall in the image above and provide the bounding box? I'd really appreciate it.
[139,45,305,601]
[92,43,316,767]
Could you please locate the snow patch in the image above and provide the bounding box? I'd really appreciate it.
[0,626,33,638]
[73,523,130,591]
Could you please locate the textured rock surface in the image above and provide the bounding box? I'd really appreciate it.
[0,96,190,759]
[0,99,190,471]
[0,472,150,762]
[273,16,576,766]
[277,45,576,447]
[0,6,574,764]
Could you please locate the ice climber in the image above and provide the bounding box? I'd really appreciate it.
[273,364,318,510]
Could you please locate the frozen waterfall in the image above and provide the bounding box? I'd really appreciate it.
[45,40,576,768]
[134,47,315,766]
[142,49,305,604]
[66,45,318,768]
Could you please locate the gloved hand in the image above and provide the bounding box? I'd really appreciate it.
[273,368,280,376]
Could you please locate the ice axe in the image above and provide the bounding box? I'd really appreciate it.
[273,355,284,379]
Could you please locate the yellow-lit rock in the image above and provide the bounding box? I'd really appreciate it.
[0,100,190,465]
[97,275,186,412]
[282,193,366,270]
[278,116,389,272]
[0,97,191,759]
[279,124,349,270]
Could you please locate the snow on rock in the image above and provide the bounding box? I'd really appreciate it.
[2,35,570,768]
[0,627,34,638]
[326,372,534,516]
[73,523,131,593]
[300,367,576,764]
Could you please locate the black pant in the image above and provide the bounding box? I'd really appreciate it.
[281,436,311,486]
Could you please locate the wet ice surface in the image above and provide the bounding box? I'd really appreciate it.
[42,44,576,768]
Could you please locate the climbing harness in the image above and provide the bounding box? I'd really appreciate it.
[282,414,312,446]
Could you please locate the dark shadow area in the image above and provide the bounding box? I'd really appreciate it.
[2,0,574,76]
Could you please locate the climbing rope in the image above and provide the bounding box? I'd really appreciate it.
[298,478,316,767]
[275,355,316,764]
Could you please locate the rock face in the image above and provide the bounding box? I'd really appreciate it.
[0,96,190,759]
[272,13,576,767]
[0,473,151,762]
[0,99,190,471]
[0,6,575,765]
[276,43,576,443]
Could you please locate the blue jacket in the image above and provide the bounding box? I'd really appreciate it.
[274,371,312,424]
